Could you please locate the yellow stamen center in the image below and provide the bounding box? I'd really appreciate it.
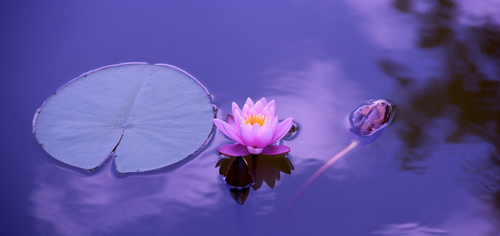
[244,114,267,126]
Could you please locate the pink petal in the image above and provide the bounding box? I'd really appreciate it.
[249,107,256,116]
[215,119,244,144]
[249,124,267,148]
[218,144,250,156]
[222,122,245,145]
[261,106,270,118]
[247,146,263,155]
[254,128,274,148]
[232,102,241,116]
[254,100,264,113]
[259,97,268,107]
[250,123,263,137]
[261,145,290,155]
[233,109,244,128]
[265,100,275,112]
[226,114,237,129]
[269,115,279,131]
[245,97,255,107]
[240,124,255,147]
[214,119,231,137]
[261,118,271,131]
[270,118,294,143]
[264,101,276,118]
[242,104,250,117]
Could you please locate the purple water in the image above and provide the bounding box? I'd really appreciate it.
[1,1,499,235]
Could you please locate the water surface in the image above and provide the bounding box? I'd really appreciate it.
[1,0,499,235]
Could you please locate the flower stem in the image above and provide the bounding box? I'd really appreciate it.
[295,140,359,200]
[274,140,360,227]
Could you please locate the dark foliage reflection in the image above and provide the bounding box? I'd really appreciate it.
[216,153,294,205]
[381,0,500,233]
[382,0,500,170]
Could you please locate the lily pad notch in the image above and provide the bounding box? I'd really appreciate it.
[33,63,216,173]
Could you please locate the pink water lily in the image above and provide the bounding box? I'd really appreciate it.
[214,97,293,156]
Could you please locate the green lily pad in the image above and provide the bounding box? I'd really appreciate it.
[33,63,215,173]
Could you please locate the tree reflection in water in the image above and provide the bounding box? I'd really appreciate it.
[381,0,500,232]
[385,0,500,166]
[216,153,294,205]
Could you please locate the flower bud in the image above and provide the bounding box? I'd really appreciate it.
[347,99,396,144]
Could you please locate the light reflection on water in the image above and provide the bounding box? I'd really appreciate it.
[1,0,498,235]
[30,147,225,235]
[264,59,364,170]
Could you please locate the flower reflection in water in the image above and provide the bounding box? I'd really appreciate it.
[216,153,294,205]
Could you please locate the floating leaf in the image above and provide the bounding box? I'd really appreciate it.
[33,63,215,173]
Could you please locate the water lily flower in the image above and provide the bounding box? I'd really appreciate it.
[214,97,293,156]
